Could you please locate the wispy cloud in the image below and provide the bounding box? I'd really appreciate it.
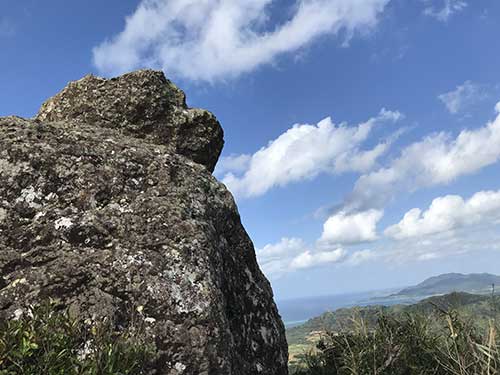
[289,248,347,271]
[257,236,384,278]
[343,102,500,213]
[258,200,500,278]
[258,103,500,277]
[219,109,402,198]
[215,154,251,176]
[423,0,467,22]
[315,189,500,268]
[256,237,346,279]
[256,208,385,278]
[0,18,14,37]
[93,0,390,81]
[438,81,487,114]
[380,223,500,265]
[347,249,379,265]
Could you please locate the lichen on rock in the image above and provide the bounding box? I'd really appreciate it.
[36,70,224,173]
[0,70,288,375]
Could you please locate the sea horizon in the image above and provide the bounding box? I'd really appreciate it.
[277,287,422,327]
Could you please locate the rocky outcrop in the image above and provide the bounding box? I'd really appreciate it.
[0,70,288,374]
[36,70,224,173]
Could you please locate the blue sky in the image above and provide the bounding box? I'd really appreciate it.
[2,0,500,300]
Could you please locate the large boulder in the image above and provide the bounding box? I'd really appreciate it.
[36,70,223,173]
[0,70,288,375]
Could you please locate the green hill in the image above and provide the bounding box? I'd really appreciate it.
[287,291,500,365]
[289,292,500,375]
[287,273,500,366]
[392,272,500,297]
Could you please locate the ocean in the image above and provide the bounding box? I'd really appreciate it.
[276,288,423,328]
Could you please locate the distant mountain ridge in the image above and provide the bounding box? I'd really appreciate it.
[392,273,500,297]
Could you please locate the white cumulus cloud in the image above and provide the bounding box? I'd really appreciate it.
[289,248,346,270]
[221,108,402,198]
[385,190,500,239]
[438,81,486,114]
[344,105,500,212]
[93,0,390,81]
[320,209,384,245]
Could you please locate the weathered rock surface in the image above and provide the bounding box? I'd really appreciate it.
[36,70,223,173]
[0,70,288,374]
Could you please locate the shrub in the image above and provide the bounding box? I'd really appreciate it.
[0,302,154,375]
[292,309,499,375]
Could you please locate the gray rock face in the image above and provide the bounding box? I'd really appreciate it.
[36,70,224,173]
[0,70,288,375]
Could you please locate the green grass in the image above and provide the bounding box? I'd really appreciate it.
[0,302,154,375]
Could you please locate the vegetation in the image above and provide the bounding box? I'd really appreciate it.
[0,302,154,375]
[290,292,500,374]
[3,292,500,374]
[288,292,499,348]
